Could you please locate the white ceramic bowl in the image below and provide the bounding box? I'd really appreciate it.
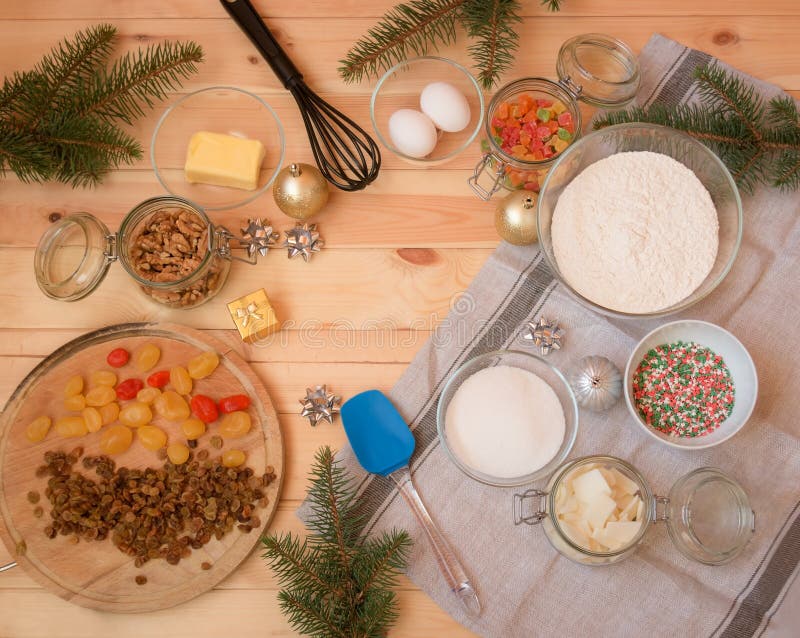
[624,320,758,449]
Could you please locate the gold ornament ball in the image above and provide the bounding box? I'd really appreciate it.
[272,163,329,220]
[495,190,539,245]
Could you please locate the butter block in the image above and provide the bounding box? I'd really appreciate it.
[185,131,265,191]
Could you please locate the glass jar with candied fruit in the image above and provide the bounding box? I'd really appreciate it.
[469,34,639,200]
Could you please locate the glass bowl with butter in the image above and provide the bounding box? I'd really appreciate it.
[514,455,755,566]
[151,86,285,211]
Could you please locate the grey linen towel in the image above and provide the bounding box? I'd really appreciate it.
[299,34,800,637]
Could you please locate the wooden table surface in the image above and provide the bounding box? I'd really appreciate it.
[1,1,798,636]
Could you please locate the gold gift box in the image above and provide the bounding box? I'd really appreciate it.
[227,289,281,343]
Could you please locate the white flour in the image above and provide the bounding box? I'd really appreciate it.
[444,366,565,479]
[551,151,719,313]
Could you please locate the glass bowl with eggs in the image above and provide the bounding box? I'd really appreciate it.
[151,86,286,211]
[370,56,485,165]
[469,33,640,200]
[436,350,579,487]
[536,123,743,318]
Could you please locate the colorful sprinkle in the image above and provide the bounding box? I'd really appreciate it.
[632,341,735,438]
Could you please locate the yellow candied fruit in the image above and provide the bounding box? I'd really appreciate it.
[133,343,161,373]
[55,416,88,438]
[170,366,193,395]
[181,418,206,440]
[82,407,103,433]
[25,416,52,443]
[63,375,84,398]
[154,391,190,421]
[136,387,161,404]
[90,370,117,387]
[63,394,86,411]
[167,443,190,465]
[119,401,152,428]
[85,385,116,407]
[222,449,246,467]
[137,425,167,451]
[187,351,219,380]
[98,401,120,425]
[218,411,251,439]
[551,100,567,115]
[100,424,133,455]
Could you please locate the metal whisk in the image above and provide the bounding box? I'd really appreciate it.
[221,0,381,191]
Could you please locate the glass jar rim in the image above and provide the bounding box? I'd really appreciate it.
[117,195,216,289]
[557,33,640,92]
[547,455,653,557]
[483,77,583,168]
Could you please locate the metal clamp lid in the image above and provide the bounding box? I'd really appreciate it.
[513,489,548,526]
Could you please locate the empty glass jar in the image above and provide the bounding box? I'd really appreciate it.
[514,455,755,566]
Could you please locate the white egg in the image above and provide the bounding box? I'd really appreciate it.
[388,109,438,159]
[420,82,471,133]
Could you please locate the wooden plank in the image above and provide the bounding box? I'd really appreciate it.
[0,169,499,248]
[3,0,800,19]
[0,18,798,94]
[0,328,428,362]
[0,587,477,637]
[0,247,490,330]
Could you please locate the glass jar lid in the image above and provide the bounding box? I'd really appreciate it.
[665,467,755,565]
[556,34,640,107]
[34,213,116,301]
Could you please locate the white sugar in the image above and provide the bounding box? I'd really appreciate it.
[444,365,566,479]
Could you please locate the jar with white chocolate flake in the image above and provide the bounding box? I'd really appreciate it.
[513,456,754,566]
[34,196,259,309]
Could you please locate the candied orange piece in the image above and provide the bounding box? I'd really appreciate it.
[495,101,509,119]
[517,93,534,114]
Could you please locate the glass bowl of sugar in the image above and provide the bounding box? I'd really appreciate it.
[437,350,579,487]
[536,123,742,318]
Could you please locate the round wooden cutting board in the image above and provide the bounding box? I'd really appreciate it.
[0,322,283,612]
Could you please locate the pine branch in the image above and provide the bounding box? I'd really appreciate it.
[0,25,202,187]
[77,40,203,125]
[262,447,411,638]
[541,0,562,10]
[594,63,800,192]
[461,0,521,89]
[338,0,467,84]
[29,24,117,127]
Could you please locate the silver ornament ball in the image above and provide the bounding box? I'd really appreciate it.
[569,355,622,411]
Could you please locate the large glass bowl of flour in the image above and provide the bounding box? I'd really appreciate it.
[437,350,579,487]
[536,123,742,318]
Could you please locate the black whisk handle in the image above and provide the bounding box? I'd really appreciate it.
[220,0,302,88]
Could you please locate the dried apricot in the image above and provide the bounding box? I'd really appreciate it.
[85,385,116,407]
[63,375,84,398]
[63,394,86,411]
[119,402,152,428]
[100,425,133,455]
[25,416,51,443]
[55,416,88,438]
[136,387,161,404]
[170,366,193,395]
[154,391,190,421]
[187,351,219,379]
[218,411,251,439]
[82,407,103,433]
[222,449,246,467]
[90,370,117,387]
[133,343,161,373]
[98,401,120,425]
[167,443,190,465]
[137,425,167,451]
[180,418,206,440]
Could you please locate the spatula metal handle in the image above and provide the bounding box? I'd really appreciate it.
[390,467,481,618]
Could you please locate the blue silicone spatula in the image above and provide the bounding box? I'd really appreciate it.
[341,390,481,618]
